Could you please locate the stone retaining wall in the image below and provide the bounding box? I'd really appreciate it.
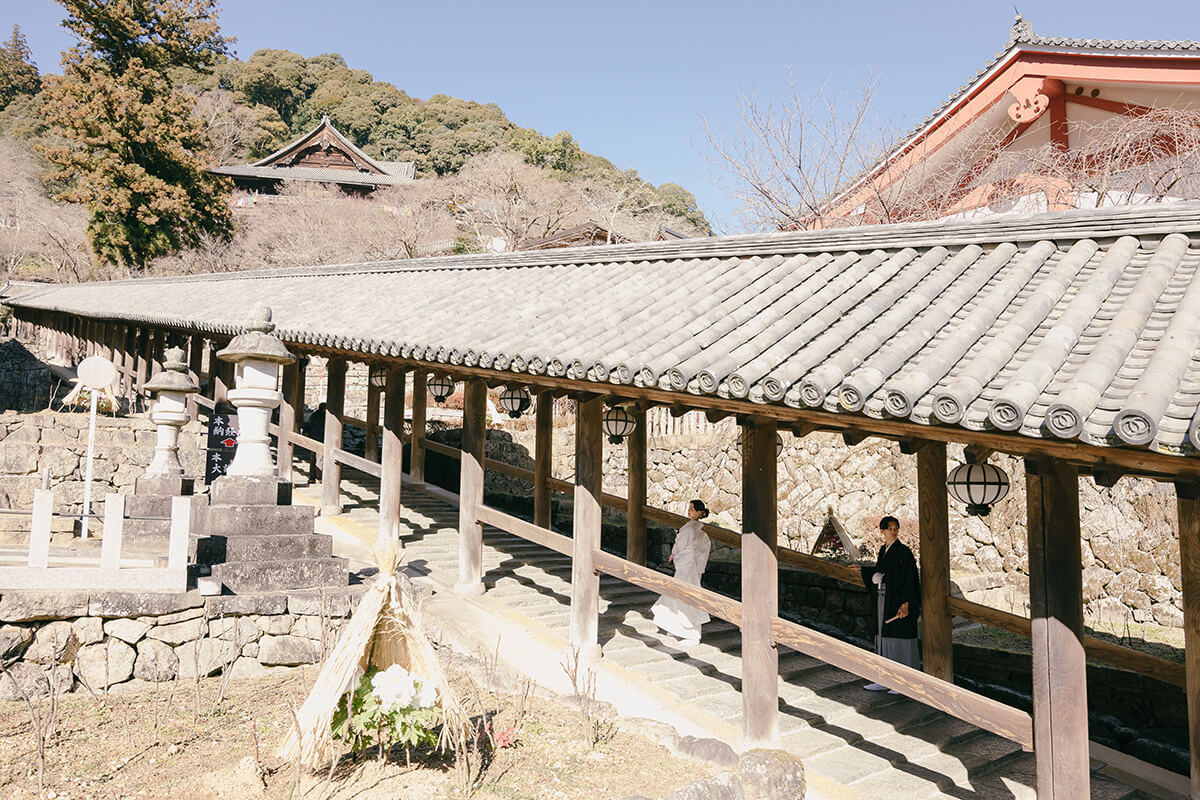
[0,411,208,531]
[0,587,364,699]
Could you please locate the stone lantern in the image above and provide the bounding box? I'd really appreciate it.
[217,304,295,478]
[142,346,200,477]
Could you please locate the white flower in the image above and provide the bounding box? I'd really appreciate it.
[371,665,416,710]
[412,677,438,709]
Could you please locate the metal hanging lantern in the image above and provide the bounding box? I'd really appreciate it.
[947,462,1011,516]
[602,405,637,444]
[368,367,388,388]
[427,375,456,404]
[735,432,785,457]
[498,386,532,418]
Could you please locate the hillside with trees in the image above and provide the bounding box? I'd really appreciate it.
[0,7,710,282]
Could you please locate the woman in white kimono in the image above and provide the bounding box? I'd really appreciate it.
[652,500,713,644]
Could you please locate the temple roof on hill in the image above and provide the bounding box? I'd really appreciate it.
[8,202,1200,457]
[212,116,415,188]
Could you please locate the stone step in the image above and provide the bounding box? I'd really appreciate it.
[210,476,293,506]
[122,517,172,537]
[200,504,315,537]
[196,532,333,563]
[212,556,349,593]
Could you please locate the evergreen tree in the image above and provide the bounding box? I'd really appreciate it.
[0,25,40,108]
[39,0,234,273]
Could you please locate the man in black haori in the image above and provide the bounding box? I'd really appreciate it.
[860,515,921,692]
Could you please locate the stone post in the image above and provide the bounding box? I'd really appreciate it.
[217,305,296,479]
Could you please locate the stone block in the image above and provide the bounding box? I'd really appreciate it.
[146,618,207,645]
[0,624,33,662]
[137,606,204,626]
[176,638,238,678]
[200,504,315,538]
[195,532,332,563]
[286,585,367,617]
[72,617,104,645]
[738,749,805,800]
[213,557,349,594]
[0,443,40,475]
[254,614,293,635]
[229,656,293,680]
[105,618,152,644]
[241,642,259,658]
[24,621,78,665]
[134,639,178,682]
[662,771,742,800]
[208,617,260,645]
[88,591,203,619]
[291,615,332,641]
[670,735,739,767]
[0,661,49,701]
[133,475,194,496]
[257,634,322,665]
[204,594,287,618]
[3,424,39,444]
[75,639,136,689]
[209,476,293,507]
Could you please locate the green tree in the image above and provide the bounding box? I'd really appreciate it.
[0,25,40,108]
[39,0,234,273]
[233,49,312,126]
[655,183,711,234]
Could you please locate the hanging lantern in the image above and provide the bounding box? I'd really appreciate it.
[498,386,532,418]
[368,367,388,388]
[602,405,637,444]
[735,432,785,457]
[428,375,456,404]
[947,462,1010,516]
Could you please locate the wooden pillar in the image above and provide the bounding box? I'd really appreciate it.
[320,356,347,516]
[456,378,487,595]
[277,359,299,482]
[918,441,952,681]
[150,328,165,376]
[295,356,307,417]
[741,417,779,747]
[377,366,407,546]
[626,404,648,565]
[120,326,135,400]
[533,391,553,529]
[1026,457,1089,798]
[209,340,228,405]
[364,374,382,462]
[134,327,151,404]
[1177,480,1200,800]
[569,394,604,657]
[186,335,204,418]
[410,371,427,485]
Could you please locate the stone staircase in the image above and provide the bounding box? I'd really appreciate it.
[298,471,1166,800]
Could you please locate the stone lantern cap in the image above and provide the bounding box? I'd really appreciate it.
[217,303,295,365]
[144,346,200,393]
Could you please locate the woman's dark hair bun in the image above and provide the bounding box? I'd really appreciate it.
[690,499,710,519]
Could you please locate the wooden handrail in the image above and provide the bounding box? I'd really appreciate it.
[592,549,742,626]
[193,395,215,410]
[476,505,573,556]
[332,447,382,479]
[771,615,1034,749]
[287,432,324,457]
[946,596,1184,688]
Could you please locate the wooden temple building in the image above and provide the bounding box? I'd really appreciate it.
[826,16,1200,224]
[7,201,1200,798]
[211,116,416,195]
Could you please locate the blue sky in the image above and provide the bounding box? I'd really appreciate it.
[11,0,1200,232]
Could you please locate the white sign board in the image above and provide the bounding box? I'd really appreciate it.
[77,355,117,389]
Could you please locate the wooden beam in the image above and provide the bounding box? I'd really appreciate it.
[919,442,953,681]
[1092,465,1126,488]
[791,422,822,438]
[705,409,732,423]
[377,367,406,547]
[1177,480,1200,799]
[456,378,487,595]
[1026,457,1089,797]
[533,391,553,529]
[669,404,689,418]
[570,394,604,657]
[842,429,869,447]
[964,445,994,464]
[742,417,779,747]
[409,372,428,485]
[900,438,931,455]
[626,405,648,566]
[320,357,347,516]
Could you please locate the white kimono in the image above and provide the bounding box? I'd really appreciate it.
[651,520,712,643]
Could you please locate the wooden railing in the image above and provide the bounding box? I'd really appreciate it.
[280,427,1185,690]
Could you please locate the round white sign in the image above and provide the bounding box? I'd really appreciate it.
[76,355,117,389]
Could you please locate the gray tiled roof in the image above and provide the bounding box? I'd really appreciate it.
[9,202,1200,456]
[212,165,414,187]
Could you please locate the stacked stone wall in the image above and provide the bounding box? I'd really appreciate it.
[0,588,362,698]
